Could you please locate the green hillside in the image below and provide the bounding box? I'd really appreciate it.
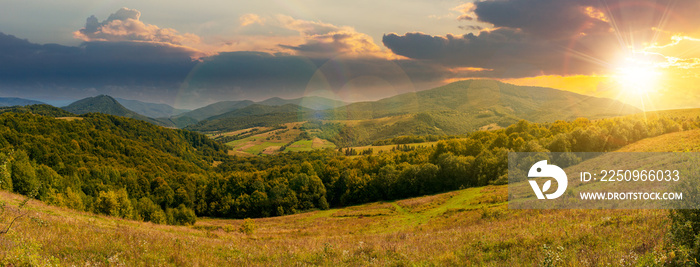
[62,95,165,126]
[0,111,228,225]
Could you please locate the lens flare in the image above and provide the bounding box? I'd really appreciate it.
[614,59,661,95]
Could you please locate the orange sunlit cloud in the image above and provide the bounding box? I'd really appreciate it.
[213,14,402,59]
[239,14,265,27]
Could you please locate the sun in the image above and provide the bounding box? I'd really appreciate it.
[614,58,661,95]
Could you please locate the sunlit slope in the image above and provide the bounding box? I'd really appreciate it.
[616,129,700,152]
[510,130,700,209]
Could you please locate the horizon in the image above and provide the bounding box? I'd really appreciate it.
[0,79,670,112]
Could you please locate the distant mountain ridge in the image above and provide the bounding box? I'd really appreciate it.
[62,95,165,126]
[257,96,347,110]
[0,97,45,107]
[115,98,190,118]
[186,103,314,132]
[55,95,348,128]
[171,96,347,128]
[208,103,314,120]
[175,100,256,121]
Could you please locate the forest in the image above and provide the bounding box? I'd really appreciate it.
[0,106,697,225]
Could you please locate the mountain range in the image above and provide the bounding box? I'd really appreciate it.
[0,97,45,107]
[115,98,190,118]
[185,80,641,145]
[48,80,641,145]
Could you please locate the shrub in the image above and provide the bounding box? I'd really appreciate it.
[166,204,196,225]
[239,218,256,235]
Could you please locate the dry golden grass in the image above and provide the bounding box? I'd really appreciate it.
[396,191,458,213]
[616,129,700,152]
[0,184,671,266]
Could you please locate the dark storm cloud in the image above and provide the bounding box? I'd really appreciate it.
[0,32,452,106]
[184,52,321,90]
[384,0,700,78]
[383,28,619,78]
[473,0,608,39]
[472,0,700,38]
[177,52,453,103]
[0,32,197,87]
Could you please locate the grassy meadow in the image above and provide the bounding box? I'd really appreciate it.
[0,183,671,266]
[220,122,335,156]
[7,126,698,265]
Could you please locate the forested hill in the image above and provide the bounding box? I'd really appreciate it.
[0,111,227,224]
[0,104,74,117]
[62,95,167,126]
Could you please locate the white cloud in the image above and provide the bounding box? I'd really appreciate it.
[74,7,201,46]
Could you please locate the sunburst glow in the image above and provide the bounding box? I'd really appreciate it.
[614,58,662,96]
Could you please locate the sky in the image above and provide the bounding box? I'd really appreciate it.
[0,0,699,110]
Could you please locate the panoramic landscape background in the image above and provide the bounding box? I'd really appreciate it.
[2,0,700,265]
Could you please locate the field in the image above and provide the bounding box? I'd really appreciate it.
[220,122,335,156]
[0,182,670,266]
[55,117,84,121]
